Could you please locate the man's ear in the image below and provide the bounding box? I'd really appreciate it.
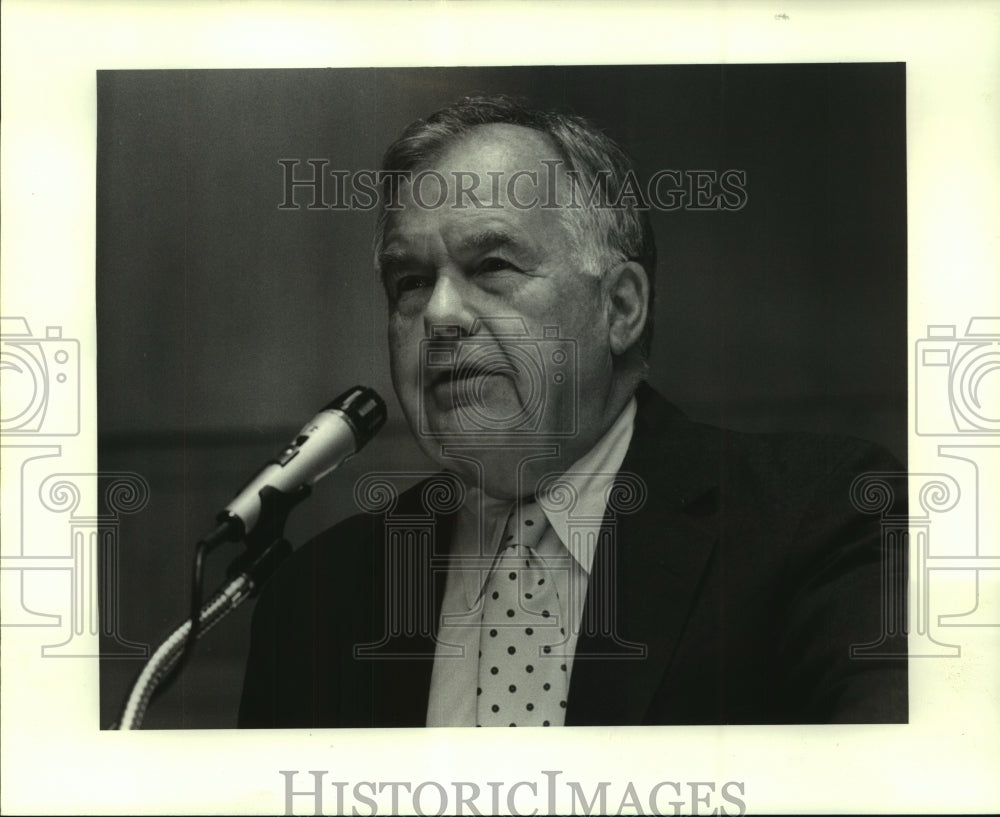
[604,260,650,356]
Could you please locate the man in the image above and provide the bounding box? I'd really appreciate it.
[238,95,907,727]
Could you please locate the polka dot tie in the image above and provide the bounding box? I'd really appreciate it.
[476,500,569,727]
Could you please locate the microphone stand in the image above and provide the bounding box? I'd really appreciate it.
[114,485,308,730]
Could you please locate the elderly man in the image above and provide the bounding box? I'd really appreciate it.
[238,95,907,727]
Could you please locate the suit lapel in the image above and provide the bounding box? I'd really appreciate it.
[367,488,456,727]
[363,386,723,727]
[566,384,722,725]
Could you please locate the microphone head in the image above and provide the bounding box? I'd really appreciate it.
[326,386,387,450]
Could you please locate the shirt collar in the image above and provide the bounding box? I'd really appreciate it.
[536,396,637,575]
[453,397,637,607]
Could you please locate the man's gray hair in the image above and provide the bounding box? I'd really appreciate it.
[374,94,657,358]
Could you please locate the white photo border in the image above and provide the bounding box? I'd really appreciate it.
[2,0,998,814]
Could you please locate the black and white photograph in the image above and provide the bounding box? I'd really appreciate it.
[98,64,909,732]
[2,2,998,815]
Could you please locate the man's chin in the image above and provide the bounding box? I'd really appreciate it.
[416,414,567,495]
[419,413,518,446]
[420,408,548,442]
[417,442,557,500]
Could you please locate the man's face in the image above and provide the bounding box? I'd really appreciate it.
[380,124,618,490]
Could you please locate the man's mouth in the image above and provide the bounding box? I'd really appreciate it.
[431,357,518,386]
[429,358,519,405]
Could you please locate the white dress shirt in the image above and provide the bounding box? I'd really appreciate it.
[425,397,637,726]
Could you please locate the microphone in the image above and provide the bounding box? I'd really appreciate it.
[219,385,386,538]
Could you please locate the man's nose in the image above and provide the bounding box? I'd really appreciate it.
[422,272,475,337]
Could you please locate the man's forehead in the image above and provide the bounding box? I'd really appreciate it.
[380,210,547,261]
[376,122,583,268]
[400,123,568,196]
[434,122,563,167]
[384,127,572,236]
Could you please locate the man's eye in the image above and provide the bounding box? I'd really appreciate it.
[477,257,516,273]
[396,275,431,293]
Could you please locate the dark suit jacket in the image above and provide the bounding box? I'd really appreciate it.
[238,384,907,727]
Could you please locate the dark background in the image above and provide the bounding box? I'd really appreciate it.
[97,64,907,728]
